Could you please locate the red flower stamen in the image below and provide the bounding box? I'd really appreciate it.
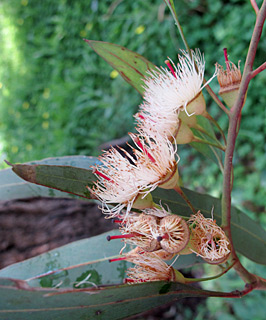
[138,113,145,120]
[223,48,230,72]
[106,233,137,241]
[135,138,156,163]
[109,257,127,263]
[93,169,111,181]
[112,219,123,224]
[124,278,146,283]
[165,59,177,78]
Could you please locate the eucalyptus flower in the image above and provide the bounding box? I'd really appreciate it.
[89,147,153,218]
[188,212,231,264]
[125,252,179,283]
[216,50,242,108]
[130,131,180,191]
[107,213,160,252]
[143,49,216,116]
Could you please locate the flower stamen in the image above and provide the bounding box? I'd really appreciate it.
[165,59,177,78]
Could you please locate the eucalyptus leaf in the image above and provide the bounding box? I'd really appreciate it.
[85,40,156,95]
[0,230,201,286]
[0,156,99,201]
[0,231,206,320]
[0,278,213,320]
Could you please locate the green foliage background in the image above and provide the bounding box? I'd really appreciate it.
[0,0,265,318]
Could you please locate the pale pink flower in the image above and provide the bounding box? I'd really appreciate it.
[130,131,180,191]
[135,102,180,140]
[188,212,231,264]
[90,147,141,217]
[107,213,160,252]
[125,251,176,283]
[142,49,216,116]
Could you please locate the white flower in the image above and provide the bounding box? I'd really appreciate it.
[130,131,180,191]
[142,205,171,218]
[107,213,160,252]
[125,251,176,283]
[143,49,215,116]
[158,215,190,254]
[135,102,180,140]
[89,147,141,217]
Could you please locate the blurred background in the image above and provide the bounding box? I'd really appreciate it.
[0,0,265,319]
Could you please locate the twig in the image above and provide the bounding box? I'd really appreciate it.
[250,0,259,14]
[174,186,196,214]
[164,0,191,55]
[251,61,266,78]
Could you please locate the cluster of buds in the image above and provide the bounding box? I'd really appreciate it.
[108,209,231,283]
[89,49,232,283]
[108,208,190,255]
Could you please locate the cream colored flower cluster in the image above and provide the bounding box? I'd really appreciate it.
[89,50,230,283]
[90,49,213,218]
[108,208,230,283]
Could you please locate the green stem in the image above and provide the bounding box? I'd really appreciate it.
[184,261,236,283]
[164,0,191,55]
[222,0,266,285]
[194,124,220,141]
[193,137,225,151]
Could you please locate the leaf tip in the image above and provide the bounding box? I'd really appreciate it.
[4,160,13,167]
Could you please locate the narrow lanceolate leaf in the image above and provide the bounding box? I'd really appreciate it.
[0,230,201,285]
[0,231,212,320]
[10,164,95,199]
[85,40,156,95]
[0,278,218,320]
[152,188,266,265]
[0,156,99,201]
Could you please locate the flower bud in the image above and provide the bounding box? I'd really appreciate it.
[185,92,206,116]
[216,49,242,108]
[158,163,180,190]
[174,120,195,144]
[158,215,190,254]
[178,111,198,128]
[132,192,154,210]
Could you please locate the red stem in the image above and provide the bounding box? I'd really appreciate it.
[250,0,259,14]
[222,0,266,285]
[251,61,266,78]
